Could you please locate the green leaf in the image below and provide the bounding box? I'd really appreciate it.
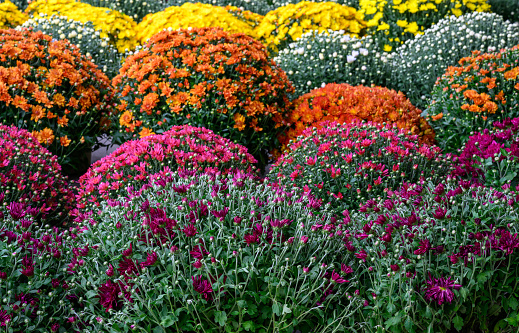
[152,326,163,333]
[404,318,414,333]
[215,311,227,327]
[387,303,396,314]
[477,271,492,284]
[510,297,519,311]
[272,302,281,316]
[425,306,432,319]
[282,304,292,314]
[243,321,255,331]
[384,313,402,328]
[161,313,178,327]
[453,315,463,332]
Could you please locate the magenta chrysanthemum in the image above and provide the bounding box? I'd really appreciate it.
[424,275,462,305]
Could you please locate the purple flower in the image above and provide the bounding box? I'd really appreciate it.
[183,224,198,237]
[414,239,431,255]
[211,207,229,221]
[8,202,26,220]
[424,275,461,305]
[97,280,123,312]
[192,275,213,301]
[141,252,158,268]
[0,310,10,327]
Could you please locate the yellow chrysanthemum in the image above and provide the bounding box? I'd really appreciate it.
[136,3,258,44]
[0,0,27,29]
[26,0,137,52]
[254,1,366,53]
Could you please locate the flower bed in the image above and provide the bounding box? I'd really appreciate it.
[111,27,293,166]
[425,46,519,152]
[0,125,74,225]
[0,28,114,173]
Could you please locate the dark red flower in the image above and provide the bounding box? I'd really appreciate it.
[414,239,431,255]
[182,224,198,237]
[424,274,461,305]
[192,275,213,301]
[97,280,123,312]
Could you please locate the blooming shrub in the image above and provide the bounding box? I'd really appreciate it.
[269,121,447,214]
[74,125,258,220]
[0,28,114,173]
[488,0,519,23]
[387,12,519,109]
[26,0,138,52]
[271,0,359,11]
[20,14,122,78]
[275,31,389,97]
[0,0,27,29]
[451,117,519,189]
[0,125,74,225]
[71,170,365,332]
[425,46,519,152]
[359,0,491,52]
[254,1,366,53]
[111,28,294,165]
[162,0,273,16]
[79,0,165,21]
[346,179,519,332]
[0,212,84,331]
[135,3,258,44]
[276,84,435,154]
[223,5,265,28]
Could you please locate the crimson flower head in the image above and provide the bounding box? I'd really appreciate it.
[330,270,349,284]
[8,202,26,220]
[424,274,462,305]
[122,244,133,257]
[183,224,198,237]
[414,239,431,255]
[97,280,123,312]
[192,275,213,302]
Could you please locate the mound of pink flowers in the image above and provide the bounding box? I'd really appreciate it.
[268,121,449,213]
[452,117,519,188]
[0,125,74,225]
[73,125,258,220]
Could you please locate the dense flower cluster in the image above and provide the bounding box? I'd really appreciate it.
[277,84,435,153]
[272,0,359,10]
[275,31,388,97]
[111,28,294,165]
[0,0,27,29]
[0,125,74,225]
[0,29,114,173]
[74,125,258,220]
[0,213,84,331]
[20,14,122,78]
[163,0,273,16]
[135,3,258,44]
[71,170,363,332]
[269,121,447,213]
[347,180,519,331]
[79,0,165,21]
[452,117,519,188]
[359,0,491,52]
[387,12,519,109]
[254,1,366,53]
[223,5,265,28]
[26,0,138,52]
[425,46,519,152]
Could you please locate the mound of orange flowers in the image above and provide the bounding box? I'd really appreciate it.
[0,28,114,173]
[277,83,435,153]
[426,46,519,152]
[111,27,294,166]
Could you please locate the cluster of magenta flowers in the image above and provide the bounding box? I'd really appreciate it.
[0,201,85,332]
[68,169,364,332]
[269,121,450,213]
[345,178,519,331]
[0,124,74,225]
[451,117,519,189]
[73,125,258,221]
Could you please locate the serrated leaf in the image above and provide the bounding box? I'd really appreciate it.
[272,302,281,316]
[384,313,402,328]
[215,311,227,326]
[453,315,463,331]
[477,271,492,284]
[243,321,255,331]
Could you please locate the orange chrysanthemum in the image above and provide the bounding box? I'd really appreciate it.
[59,135,71,147]
[0,28,115,172]
[119,110,134,127]
[277,83,435,153]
